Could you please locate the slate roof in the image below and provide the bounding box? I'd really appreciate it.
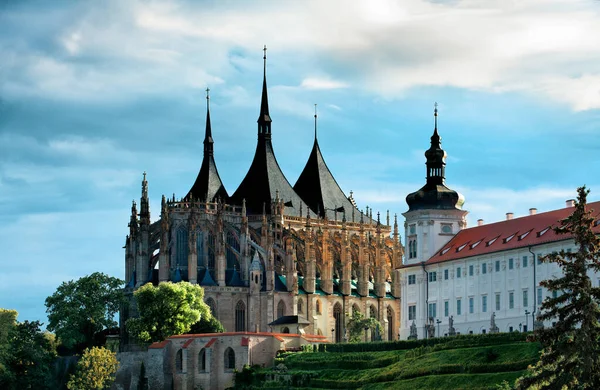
[409,201,600,267]
[294,138,368,221]
[185,97,228,202]
[230,53,309,217]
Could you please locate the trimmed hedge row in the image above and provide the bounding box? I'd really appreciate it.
[317,332,530,353]
[306,358,537,389]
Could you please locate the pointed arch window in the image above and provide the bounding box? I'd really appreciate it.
[176,228,189,268]
[315,299,322,315]
[297,299,304,314]
[196,231,205,268]
[175,349,183,373]
[277,300,286,318]
[370,305,378,341]
[207,232,216,277]
[198,348,206,372]
[333,303,342,343]
[206,297,217,318]
[224,347,235,370]
[226,231,240,270]
[235,301,246,331]
[387,306,394,341]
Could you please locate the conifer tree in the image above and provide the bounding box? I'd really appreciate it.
[516,186,600,390]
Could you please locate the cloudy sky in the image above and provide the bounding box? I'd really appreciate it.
[1,0,599,324]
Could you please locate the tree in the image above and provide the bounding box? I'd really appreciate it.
[67,346,118,390]
[45,272,124,351]
[189,314,225,334]
[516,186,600,390]
[0,317,57,390]
[346,310,383,343]
[126,282,211,343]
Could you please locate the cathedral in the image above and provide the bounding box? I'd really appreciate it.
[122,49,403,346]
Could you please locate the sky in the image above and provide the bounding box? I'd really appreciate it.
[1,0,599,325]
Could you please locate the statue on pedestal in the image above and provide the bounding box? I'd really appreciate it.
[489,312,500,334]
[408,321,418,340]
[448,315,456,336]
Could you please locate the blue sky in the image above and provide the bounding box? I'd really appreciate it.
[1,0,599,324]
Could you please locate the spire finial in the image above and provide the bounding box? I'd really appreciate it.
[258,45,272,132]
[143,171,146,181]
[314,103,318,140]
[434,102,438,130]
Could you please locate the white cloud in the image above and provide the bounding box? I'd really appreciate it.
[3,0,600,109]
[300,77,348,90]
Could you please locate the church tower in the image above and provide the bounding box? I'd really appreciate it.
[403,104,467,265]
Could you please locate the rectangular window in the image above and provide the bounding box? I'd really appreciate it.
[509,292,514,309]
[469,265,474,276]
[469,297,474,314]
[509,258,514,270]
[495,260,500,272]
[566,248,572,253]
[482,295,488,313]
[457,299,462,315]
[456,267,462,278]
[552,290,558,299]
[408,305,416,321]
[428,303,437,319]
[408,275,416,285]
[482,263,487,274]
[537,288,543,305]
[444,269,449,280]
[522,256,528,268]
[495,293,501,311]
[444,301,449,317]
[537,253,542,265]
[523,290,528,308]
[429,272,437,283]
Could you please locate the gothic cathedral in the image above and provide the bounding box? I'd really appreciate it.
[122,49,403,345]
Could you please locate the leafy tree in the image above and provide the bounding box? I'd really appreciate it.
[516,186,600,390]
[1,318,57,390]
[45,272,124,351]
[126,282,211,343]
[346,310,383,343]
[189,314,225,334]
[67,346,118,390]
[0,309,17,387]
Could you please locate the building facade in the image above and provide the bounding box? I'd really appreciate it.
[398,108,600,339]
[122,50,402,348]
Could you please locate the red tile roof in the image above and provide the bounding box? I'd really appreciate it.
[182,338,194,349]
[419,201,600,266]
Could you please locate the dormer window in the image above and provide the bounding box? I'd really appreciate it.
[470,240,482,249]
[486,236,499,247]
[503,233,516,243]
[456,243,468,252]
[537,227,550,237]
[441,247,451,255]
[518,230,532,240]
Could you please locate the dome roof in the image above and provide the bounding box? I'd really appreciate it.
[406,183,465,211]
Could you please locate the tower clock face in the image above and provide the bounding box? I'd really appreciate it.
[442,225,452,234]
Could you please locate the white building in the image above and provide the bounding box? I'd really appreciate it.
[398,108,600,339]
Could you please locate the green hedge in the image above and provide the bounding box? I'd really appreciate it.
[318,332,529,353]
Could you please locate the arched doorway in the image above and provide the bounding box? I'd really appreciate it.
[333,303,343,343]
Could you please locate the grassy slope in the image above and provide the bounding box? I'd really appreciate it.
[276,340,540,389]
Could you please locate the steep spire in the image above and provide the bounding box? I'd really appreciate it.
[185,89,228,202]
[231,48,309,217]
[425,102,446,185]
[258,45,272,135]
[204,87,214,157]
[314,104,318,140]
